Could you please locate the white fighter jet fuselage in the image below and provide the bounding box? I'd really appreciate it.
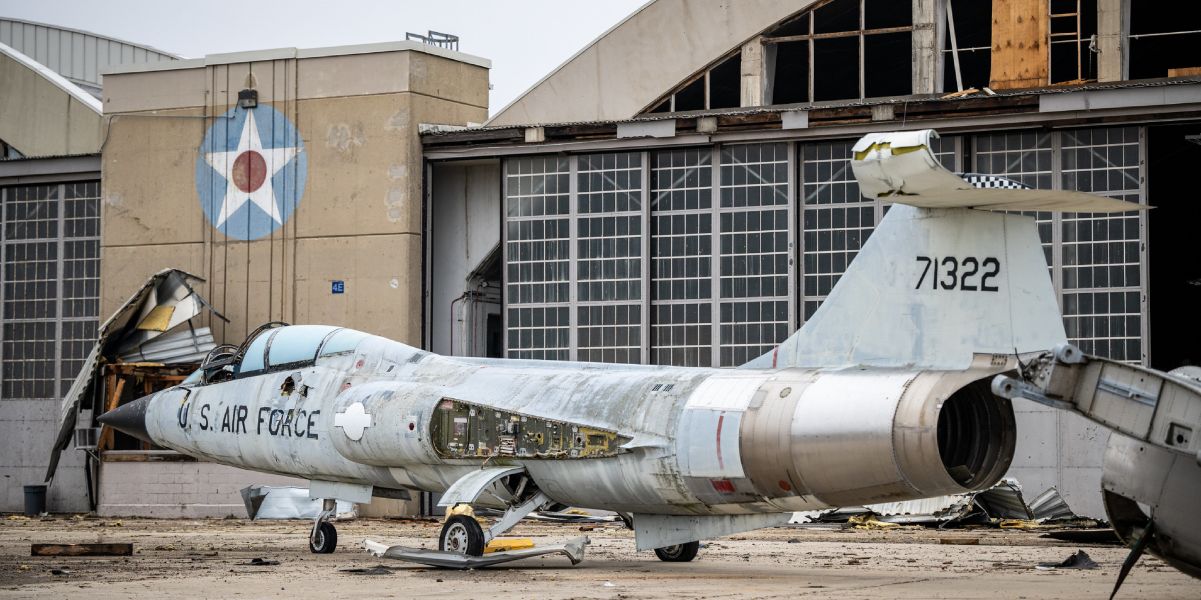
[125,326,1015,521]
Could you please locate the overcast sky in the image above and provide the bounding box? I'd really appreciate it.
[0,0,647,115]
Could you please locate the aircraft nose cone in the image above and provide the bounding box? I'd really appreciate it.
[97,394,155,444]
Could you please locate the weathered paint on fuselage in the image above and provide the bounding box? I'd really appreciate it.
[144,331,1014,517]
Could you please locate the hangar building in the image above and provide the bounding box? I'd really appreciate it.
[421,0,1201,518]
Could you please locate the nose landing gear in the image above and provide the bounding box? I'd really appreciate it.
[653,541,700,562]
[309,499,338,554]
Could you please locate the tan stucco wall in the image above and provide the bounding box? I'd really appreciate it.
[101,48,488,347]
[0,49,101,155]
[487,0,811,126]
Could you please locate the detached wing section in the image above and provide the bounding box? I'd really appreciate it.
[851,129,1144,213]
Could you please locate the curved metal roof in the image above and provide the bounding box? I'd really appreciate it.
[0,18,178,94]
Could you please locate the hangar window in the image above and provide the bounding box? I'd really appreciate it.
[1129,2,1201,79]
[576,153,644,364]
[1048,0,1098,84]
[651,149,714,366]
[1,181,100,400]
[718,144,792,366]
[942,0,992,92]
[504,157,573,361]
[1058,127,1143,361]
[765,0,914,104]
[648,53,743,113]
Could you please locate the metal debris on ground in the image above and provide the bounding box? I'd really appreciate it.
[1028,487,1079,522]
[363,536,590,569]
[847,515,900,530]
[1037,549,1100,570]
[339,566,394,575]
[246,557,280,566]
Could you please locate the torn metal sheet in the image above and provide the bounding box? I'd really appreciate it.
[240,485,355,520]
[46,269,225,484]
[1028,487,1079,522]
[973,479,1033,520]
[118,326,215,364]
[363,537,589,569]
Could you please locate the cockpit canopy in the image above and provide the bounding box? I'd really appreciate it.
[195,323,372,385]
[238,325,370,376]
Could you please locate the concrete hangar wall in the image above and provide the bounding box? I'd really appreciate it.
[425,0,1201,519]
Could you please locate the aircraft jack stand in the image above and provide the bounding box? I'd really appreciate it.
[309,499,337,554]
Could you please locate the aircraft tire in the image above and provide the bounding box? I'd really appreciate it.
[310,521,337,554]
[440,515,486,557]
[654,541,700,562]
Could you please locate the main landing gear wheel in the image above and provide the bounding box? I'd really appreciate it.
[654,541,700,562]
[310,521,337,554]
[440,515,486,557]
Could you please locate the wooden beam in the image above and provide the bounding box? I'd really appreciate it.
[31,543,134,557]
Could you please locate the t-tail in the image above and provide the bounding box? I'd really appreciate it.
[745,129,1145,371]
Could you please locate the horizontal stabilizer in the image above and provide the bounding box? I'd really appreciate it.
[852,130,1146,213]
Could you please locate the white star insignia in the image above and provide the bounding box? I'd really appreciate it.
[203,110,301,228]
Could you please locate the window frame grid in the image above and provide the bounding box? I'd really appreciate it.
[501,157,574,361]
[574,152,646,364]
[716,142,796,366]
[1,181,101,400]
[1056,126,1147,363]
[650,148,717,367]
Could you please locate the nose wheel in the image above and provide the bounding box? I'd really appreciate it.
[309,499,338,554]
[439,515,486,557]
[310,521,338,554]
[654,541,700,562]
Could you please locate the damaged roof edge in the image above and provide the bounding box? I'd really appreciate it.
[427,78,1201,142]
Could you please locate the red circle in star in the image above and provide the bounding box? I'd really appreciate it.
[231,151,267,193]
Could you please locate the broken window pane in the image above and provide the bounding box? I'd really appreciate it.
[674,77,706,112]
[771,41,809,104]
[813,36,860,101]
[708,54,741,109]
[813,0,859,34]
[1129,2,1201,79]
[864,32,913,97]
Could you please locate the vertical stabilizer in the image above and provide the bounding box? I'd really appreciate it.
[751,205,1065,370]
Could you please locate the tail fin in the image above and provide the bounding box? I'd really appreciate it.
[746,130,1143,370]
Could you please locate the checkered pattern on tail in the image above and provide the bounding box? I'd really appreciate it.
[957,173,1030,190]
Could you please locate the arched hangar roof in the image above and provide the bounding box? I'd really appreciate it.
[0,18,178,94]
[487,0,811,127]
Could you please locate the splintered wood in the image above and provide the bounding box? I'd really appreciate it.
[31,543,134,557]
[990,0,1048,89]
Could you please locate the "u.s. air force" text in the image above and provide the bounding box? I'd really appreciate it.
[178,402,320,439]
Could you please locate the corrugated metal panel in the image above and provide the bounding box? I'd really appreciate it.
[0,18,177,90]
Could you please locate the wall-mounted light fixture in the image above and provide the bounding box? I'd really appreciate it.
[238,89,258,109]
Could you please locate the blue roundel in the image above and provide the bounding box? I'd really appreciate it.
[195,105,307,240]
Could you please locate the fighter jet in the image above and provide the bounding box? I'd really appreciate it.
[100,130,1199,580]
